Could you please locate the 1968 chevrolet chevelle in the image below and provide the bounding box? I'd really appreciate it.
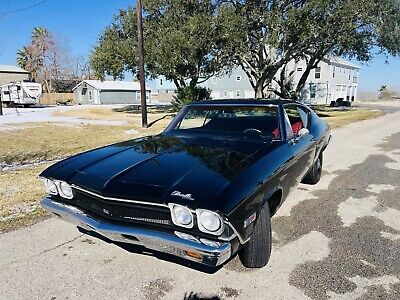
[40,99,330,268]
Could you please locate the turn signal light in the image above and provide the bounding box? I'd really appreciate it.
[184,251,202,260]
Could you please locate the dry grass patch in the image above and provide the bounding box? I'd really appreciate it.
[0,164,49,232]
[313,106,383,128]
[0,115,172,166]
[53,105,174,124]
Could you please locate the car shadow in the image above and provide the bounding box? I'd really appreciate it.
[77,227,223,274]
[183,292,221,300]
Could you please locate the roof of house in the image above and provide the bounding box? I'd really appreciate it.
[72,80,151,91]
[325,57,361,69]
[0,64,29,73]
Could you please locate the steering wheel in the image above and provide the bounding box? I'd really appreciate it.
[243,128,263,135]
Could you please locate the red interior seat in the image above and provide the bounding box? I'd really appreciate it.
[291,121,303,135]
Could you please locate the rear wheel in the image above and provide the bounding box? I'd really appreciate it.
[239,204,272,268]
[302,152,323,185]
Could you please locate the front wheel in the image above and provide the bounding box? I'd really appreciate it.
[239,204,272,268]
[302,152,323,185]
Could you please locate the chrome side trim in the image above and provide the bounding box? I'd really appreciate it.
[41,197,232,267]
[71,184,169,208]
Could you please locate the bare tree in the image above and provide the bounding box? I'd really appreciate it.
[17,28,78,92]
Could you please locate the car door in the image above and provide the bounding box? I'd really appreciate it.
[283,104,317,188]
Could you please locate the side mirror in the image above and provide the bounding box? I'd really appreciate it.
[298,128,309,137]
[291,128,309,144]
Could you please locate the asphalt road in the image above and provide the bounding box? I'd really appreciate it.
[1,106,400,300]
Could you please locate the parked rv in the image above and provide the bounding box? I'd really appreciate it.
[0,81,42,107]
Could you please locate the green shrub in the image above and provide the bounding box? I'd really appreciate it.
[172,86,211,110]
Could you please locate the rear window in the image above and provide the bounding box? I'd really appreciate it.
[172,106,280,140]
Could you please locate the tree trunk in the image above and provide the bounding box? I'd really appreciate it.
[295,65,314,97]
[255,83,264,99]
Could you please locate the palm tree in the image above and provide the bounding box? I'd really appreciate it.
[16,46,38,82]
[32,27,52,58]
[16,46,30,69]
[16,27,53,84]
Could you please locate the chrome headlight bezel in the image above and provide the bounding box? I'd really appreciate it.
[168,203,194,228]
[42,178,58,195]
[56,181,74,199]
[41,178,74,199]
[196,209,224,236]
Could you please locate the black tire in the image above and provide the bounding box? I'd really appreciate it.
[239,204,272,268]
[302,152,323,185]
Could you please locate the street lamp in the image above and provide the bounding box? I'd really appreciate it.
[136,0,148,128]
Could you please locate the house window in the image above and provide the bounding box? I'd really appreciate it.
[310,84,316,99]
[88,90,93,101]
[212,77,217,84]
[236,76,241,82]
[333,66,335,78]
[224,90,228,97]
[136,92,141,101]
[315,67,321,79]
[160,79,163,86]
[236,90,240,98]
[297,67,303,72]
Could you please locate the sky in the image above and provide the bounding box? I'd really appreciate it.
[0,0,399,93]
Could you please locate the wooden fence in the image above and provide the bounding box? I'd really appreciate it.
[39,93,76,105]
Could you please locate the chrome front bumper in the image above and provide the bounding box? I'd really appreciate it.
[41,197,231,267]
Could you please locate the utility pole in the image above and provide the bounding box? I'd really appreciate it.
[136,0,148,128]
[0,89,3,116]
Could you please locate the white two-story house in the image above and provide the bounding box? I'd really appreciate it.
[287,57,360,104]
[199,57,360,104]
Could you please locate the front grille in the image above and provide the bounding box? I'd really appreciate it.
[52,188,235,241]
[58,190,173,226]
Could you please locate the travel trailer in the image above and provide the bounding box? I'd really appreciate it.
[0,81,42,107]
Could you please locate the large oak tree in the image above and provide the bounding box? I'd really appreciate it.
[219,0,400,99]
[91,1,229,90]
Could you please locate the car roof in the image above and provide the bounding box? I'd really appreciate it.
[187,98,300,106]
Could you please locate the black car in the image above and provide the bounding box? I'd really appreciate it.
[40,99,331,268]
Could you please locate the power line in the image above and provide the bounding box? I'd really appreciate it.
[0,0,47,19]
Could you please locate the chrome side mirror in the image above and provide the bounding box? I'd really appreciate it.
[292,128,309,144]
[298,128,309,137]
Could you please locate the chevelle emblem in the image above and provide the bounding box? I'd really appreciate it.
[171,191,194,201]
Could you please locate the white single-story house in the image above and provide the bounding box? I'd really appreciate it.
[72,80,151,105]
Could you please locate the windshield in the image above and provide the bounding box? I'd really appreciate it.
[167,105,280,140]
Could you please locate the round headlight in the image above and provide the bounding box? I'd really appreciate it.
[59,181,73,199]
[196,209,223,235]
[44,179,58,195]
[169,204,193,228]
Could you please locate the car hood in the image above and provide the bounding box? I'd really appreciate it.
[41,134,278,210]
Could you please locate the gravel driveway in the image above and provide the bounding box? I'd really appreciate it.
[0,105,399,299]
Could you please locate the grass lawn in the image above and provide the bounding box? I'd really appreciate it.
[53,105,175,123]
[0,104,383,232]
[0,110,173,166]
[0,164,49,232]
[312,106,384,128]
